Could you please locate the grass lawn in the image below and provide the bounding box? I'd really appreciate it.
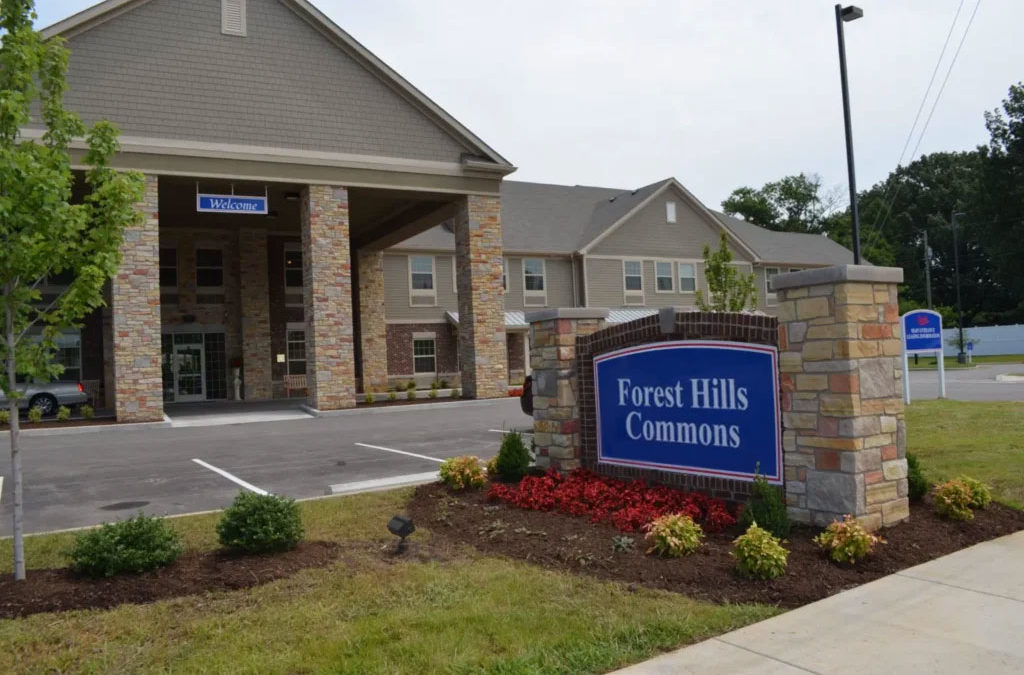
[906,400,1024,508]
[0,491,775,674]
[907,353,1024,370]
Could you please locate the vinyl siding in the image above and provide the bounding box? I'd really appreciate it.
[585,257,706,309]
[504,256,574,310]
[590,186,752,261]
[52,0,469,162]
[383,253,453,322]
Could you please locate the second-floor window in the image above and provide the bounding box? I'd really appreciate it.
[284,246,303,288]
[623,260,644,305]
[159,248,177,289]
[678,262,697,292]
[655,261,674,292]
[409,255,436,305]
[196,248,224,288]
[502,258,508,291]
[523,258,546,306]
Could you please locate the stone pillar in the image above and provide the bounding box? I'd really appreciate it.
[774,265,908,530]
[239,228,272,400]
[111,174,164,422]
[300,185,355,410]
[453,194,507,398]
[357,248,388,393]
[527,308,609,471]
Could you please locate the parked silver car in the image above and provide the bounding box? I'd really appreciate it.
[0,382,90,416]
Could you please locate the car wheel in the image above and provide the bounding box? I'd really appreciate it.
[29,394,58,417]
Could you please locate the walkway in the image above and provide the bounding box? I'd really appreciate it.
[614,530,1024,674]
[164,399,313,427]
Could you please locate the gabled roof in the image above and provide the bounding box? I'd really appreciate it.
[715,212,857,266]
[42,0,513,172]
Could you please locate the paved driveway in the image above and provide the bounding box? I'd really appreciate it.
[0,398,527,536]
[909,363,1024,402]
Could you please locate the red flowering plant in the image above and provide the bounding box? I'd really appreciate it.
[488,468,737,533]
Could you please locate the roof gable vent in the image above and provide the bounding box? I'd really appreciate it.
[222,0,247,36]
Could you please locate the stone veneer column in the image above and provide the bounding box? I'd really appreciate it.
[774,265,908,531]
[300,185,356,410]
[453,194,507,398]
[357,248,388,393]
[239,228,272,400]
[527,308,609,471]
[111,174,164,422]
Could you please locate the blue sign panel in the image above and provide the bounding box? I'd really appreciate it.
[902,310,943,353]
[196,193,268,215]
[594,341,781,484]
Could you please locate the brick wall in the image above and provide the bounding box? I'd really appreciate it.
[239,228,272,399]
[385,323,460,388]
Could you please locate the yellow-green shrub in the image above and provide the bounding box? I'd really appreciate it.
[485,455,499,479]
[644,513,704,557]
[933,479,974,521]
[439,455,486,490]
[733,523,788,580]
[56,405,71,422]
[27,407,42,423]
[0,409,9,425]
[813,514,885,563]
[958,476,992,509]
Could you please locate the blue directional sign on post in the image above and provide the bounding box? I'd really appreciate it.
[196,193,268,215]
[594,340,781,484]
[902,310,943,353]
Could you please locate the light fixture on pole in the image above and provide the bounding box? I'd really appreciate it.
[952,211,967,364]
[835,4,864,264]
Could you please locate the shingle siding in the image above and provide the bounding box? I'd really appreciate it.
[55,0,469,162]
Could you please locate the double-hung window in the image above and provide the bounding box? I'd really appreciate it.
[54,332,82,382]
[413,337,436,374]
[655,261,674,292]
[159,248,178,290]
[678,262,697,293]
[523,258,547,306]
[623,260,644,305]
[286,326,306,375]
[765,266,781,301]
[409,255,436,306]
[196,248,224,288]
[284,245,303,289]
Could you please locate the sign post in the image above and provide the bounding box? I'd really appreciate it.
[901,309,945,404]
[967,340,974,365]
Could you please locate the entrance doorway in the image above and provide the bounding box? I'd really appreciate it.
[172,337,206,402]
[162,330,228,403]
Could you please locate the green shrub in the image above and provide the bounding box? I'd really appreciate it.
[958,476,992,509]
[56,405,71,422]
[364,392,375,405]
[406,381,417,390]
[406,388,417,401]
[453,388,462,399]
[430,381,439,390]
[387,391,397,402]
[439,379,449,389]
[612,535,635,553]
[216,491,304,554]
[428,388,438,399]
[69,514,184,577]
[439,455,486,490]
[495,431,531,481]
[27,406,42,423]
[738,467,789,538]
[80,404,95,420]
[645,513,704,557]
[906,452,929,502]
[813,514,885,563]
[0,409,9,426]
[733,523,788,580]
[484,455,499,479]
[933,479,975,521]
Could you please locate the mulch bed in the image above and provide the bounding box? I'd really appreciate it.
[1,417,117,431]
[0,541,340,619]
[408,482,1024,609]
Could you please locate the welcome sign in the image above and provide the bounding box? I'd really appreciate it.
[196,193,268,215]
[902,309,943,353]
[594,340,781,484]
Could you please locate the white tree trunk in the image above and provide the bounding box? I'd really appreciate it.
[6,308,25,580]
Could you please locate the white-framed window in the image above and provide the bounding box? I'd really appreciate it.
[408,255,436,306]
[501,258,508,291]
[195,248,224,289]
[413,337,436,374]
[666,201,677,223]
[159,247,178,290]
[286,324,306,375]
[765,267,781,306]
[678,262,697,293]
[54,332,82,382]
[655,261,674,292]
[284,244,303,289]
[623,259,644,305]
[523,257,547,306]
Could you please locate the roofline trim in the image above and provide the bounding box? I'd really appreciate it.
[41,0,515,173]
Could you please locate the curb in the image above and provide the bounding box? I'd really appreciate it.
[325,471,440,496]
[0,418,171,438]
[302,397,513,417]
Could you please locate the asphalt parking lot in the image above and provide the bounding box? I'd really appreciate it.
[908,362,1024,402]
[0,398,528,536]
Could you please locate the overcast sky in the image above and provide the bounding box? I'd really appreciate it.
[38,0,1023,209]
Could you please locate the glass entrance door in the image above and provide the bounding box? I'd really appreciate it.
[173,338,206,402]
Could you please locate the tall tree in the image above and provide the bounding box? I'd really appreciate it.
[721,173,840,233]
[1,1,143,580]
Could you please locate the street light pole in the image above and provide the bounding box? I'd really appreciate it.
[835,4,864,264]
[923,229,933,309]
[952,211,967,363]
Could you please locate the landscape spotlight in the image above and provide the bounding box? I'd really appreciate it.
[387,515,416,552]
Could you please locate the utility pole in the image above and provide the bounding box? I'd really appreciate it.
[923,230,933,309]
[952,211,966,364]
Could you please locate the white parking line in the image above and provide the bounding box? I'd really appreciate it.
[354,442,443,464]
[488,428,533,435]
[0,476,4,504]
[191,458,269,495]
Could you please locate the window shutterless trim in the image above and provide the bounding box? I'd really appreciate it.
[522,257,547,307]
[677,260,698,294]
[764,266,781,306]
[412,337,437,374]
[194,245,225,293]
[653,259,675,294]
[407,254,437,307]
[622,258,645,305]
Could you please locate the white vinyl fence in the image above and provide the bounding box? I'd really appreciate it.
[941,324,1024,357]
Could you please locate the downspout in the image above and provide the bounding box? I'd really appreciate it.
[570,254,578,307]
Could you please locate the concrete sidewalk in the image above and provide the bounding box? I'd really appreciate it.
[614,530,1024,674]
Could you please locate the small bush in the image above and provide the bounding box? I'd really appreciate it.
[733,523,788,580]
[485,455,499,478]
[69,514,184,577]
[428,388,438,399]
[0,409,9,425]
[933,479,975,521]
[80,404,95,420]
[813,514,885,563]
[439,455,486,490]
[958,476,992,509]
[612,535,635,553]
[406,381,417,390]
[56,405,71,422]
[738,468,789,538]
[439,379,449,389]
[645,513,704,557]
[387,391,397,402]
[27,407,42,424]
[364,392,375,405]
[430,381,439,390]
[216,491,304,553]
[906,452,929,502]
[453,388,462,399]
[406,388,417,401]
[495,431,531,482]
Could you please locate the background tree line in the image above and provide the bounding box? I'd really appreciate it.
[721,82,1024,327]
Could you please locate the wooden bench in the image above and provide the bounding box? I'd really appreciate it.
[284,374,307,398]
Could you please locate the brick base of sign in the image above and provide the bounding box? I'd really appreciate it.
[576,310,779,503]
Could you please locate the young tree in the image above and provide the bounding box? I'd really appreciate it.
[696,234,758,312]
[1,1,143,580]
